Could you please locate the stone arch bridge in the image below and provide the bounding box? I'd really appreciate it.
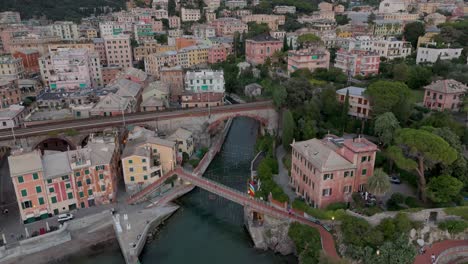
[0,101,278,151]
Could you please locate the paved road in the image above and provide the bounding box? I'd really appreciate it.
[414,240,468,264]
[274,145,296,201]
[0,101,274,141]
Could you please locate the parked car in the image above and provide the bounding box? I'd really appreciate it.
[389,175,401,184]
[58,213,74,223]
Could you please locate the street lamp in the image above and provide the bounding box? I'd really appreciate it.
[376,249,380,256]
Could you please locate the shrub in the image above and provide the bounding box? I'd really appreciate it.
[444,206,468,221]
[289,222,321,263]
[182,152,190,162]
[188,159,200,168]
[438,220,468,234]
[387,193,406,211]
[404,196,421,208]
[326,202,348,211]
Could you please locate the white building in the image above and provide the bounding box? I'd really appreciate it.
[341,36,376,52]
[378,0,407,13]
[0,105,25,129]
[192,24,216,39]
[416,46,463,64]
[226,0,247,9]
[103,34,133,69]
[49,21,79,40]
[0,11,21,24]
[185,70,225,93]
[274,6,296,14]
[204,0,221,12]
[39,48,103,91]
[371,37,411,60]
[181,8,201,22]
[99,22,127,37]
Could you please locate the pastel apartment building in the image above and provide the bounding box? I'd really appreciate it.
[290,136,378,208]
[181,8,201,22]
[0,79,22,108]
[103,34,133,69]
[0,11,21,24]
[274,6,296,14]
[287,47,330,74]
[371,37,411,60]
[336,87,371,119]
[334,49,380,77]
[160,66,185,97]
[9,134,119,223]
[192,24,216,39]
[39,48,103,91]
[372,20,403,36]
[245,34,283,65]
[210,18,248,37]
[423,79,467,112]
[241,14,285,31]
[208,44,231,64]
[0,55,25,79]
[183,69,225,108]
[168,128,195,157]
[49,21,80,40]
[226,0,247,9]
[122,126,177,193]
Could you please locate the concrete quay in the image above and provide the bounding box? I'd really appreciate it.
[113,205,179,264]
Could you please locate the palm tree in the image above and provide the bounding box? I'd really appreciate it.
[367,168,391,198]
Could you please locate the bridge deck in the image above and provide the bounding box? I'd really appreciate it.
[0,101,274,140]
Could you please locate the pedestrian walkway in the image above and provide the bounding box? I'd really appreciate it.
[274,145,296,201]
[414,240,468,264]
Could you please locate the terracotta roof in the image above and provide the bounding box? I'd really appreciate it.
[291,138,355,172]
[424,79,468,94]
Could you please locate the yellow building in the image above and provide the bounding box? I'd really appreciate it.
[122,127,177,193]
[417,29,440,47]
[180,45,209,67]
[168,128,194,157]
[337,30,352,38]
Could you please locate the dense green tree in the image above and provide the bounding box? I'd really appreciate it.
[365,81,413,122]
[403,21,425,48]
[433,19,468,49]
[168,0,176,16]
[391,63,410,82]
[154,34,168,44]
[282,110,295,151]
[246,22,270,38]
[284,77,314,108]
[427,175,463,203]
[367,13,376,24]
[368,234,416,264]
[387,128,457,202]
[336,14,350,25]
[283,15,302,32]
[312,68,347,84]
[288,223,321,264]
[367,169,391,198]
[407,66,431,89]
[272,84,287,108]
[283,35,289,52]
[374,112,400,146]
[418,111,465,137]
[297,33,322,47]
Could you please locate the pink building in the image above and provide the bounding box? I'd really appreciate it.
[290,136,378,208]
[208,44,231,64]
[336,87,371,119]
[245,34,283,65]
[334,49,380,77]
[169,16,180,29]
[8,135,120,223]
[103,34,132,69]
[423,79,468,112]
[9,150,50,223]
[287,47,330,74]
[210,18,248,36]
